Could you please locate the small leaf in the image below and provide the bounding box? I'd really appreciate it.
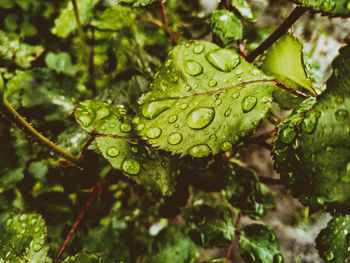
[119,0,158,7]
[210,10,243,45]
[75,100,179,195]
[292,0,350,17]
[135,40,276,158]
[181,204,235,248]
[62,252,120,262]
[231,0,256,22]
[201,259,228,263]
[273,45,350,213]
[222,160,275,220]
[316,215,350,263]
[0,212,49,263]
[239,224,283,263]
[147,226,200,263]
[45,52,78,76]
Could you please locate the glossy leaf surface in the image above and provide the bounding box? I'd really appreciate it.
[292,0,350,17]
[210,10,243,44]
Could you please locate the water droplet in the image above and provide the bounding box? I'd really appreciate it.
[131,146,138,153]
[320,0,336,11]
[30,218,38,226]
[19,214,28,222]
[215,98,222,106]
[185,85,191,91]
[146,127,162,139]
[33,243,42,252]
[119,123,131,133]
[185,42,192,48]
[209,134,217,141]
[181,103,188,110]
[165,58,172,67]
[205,48,240,72]
[208,79,217,87]
[326,251,334,261]
[106,146,120,157]
[168,115,178,124]
[34,227,40,233]
[262,96,269,103]
[232,91,240,99]
[237,76,243,82]
[121,159,141,175]
[224,108,231,117]
[168,132,182,145]
[335,109,348,121]
[136,123,145,131]
[273,254,283,263]
[187,107,215,129]
[78,114,92,127]
[241,96,257,113]
[141,102,169,120]
[221,141,233,151]
[174,123,179,128]
[97,107,110,119]
[183,60,203,76]
[252,69,260,75]
[193,44,204,54]
[188,144,211,157]
[302,112,319,133]
[170,74,179,83]
[236,69,243,74]
[280,127,296,144]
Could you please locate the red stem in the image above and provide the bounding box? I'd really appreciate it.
[226,213,242,261]
[53,182,105,263]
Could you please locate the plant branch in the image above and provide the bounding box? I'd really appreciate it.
[238,40,248,58]
[88,26,97,95]
[159,1,177,45]
[244,135,273,151]
[0,99,83,168]
[53,181,106,263]
[246,6,308,62]
[226,213,242,261]
[71,0,89,63]
[275,80,310,99]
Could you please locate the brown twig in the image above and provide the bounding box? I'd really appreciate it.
[79,135,96,160]
[238,40,248,58]
[53,181,106,263]
[159,1,177,45]
[246,6,308,62]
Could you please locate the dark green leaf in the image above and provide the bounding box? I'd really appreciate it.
[62,252,121,263]
[135,40,275,157]
[239,224,283,263]
[181,204,235,248]
[292,0,350,17]
[147,225,200,263]
[0,212,49,263]
[316,215,350,263]
[210,10,243,45]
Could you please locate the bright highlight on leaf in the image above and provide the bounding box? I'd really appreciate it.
[136,40,276,158]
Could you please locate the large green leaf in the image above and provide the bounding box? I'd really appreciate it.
[147,226,200,263]
[75,100,179,195]
[292,0,350,17]
[210,10,243,45]
[316,215,350,263]
[239,224,283,263]
[181,204,235,248]
[0,212,49,263]
[222,160,275,220]
[272,45,350,213]
[135,40,276,158]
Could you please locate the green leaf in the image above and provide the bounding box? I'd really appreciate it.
[222,160,275,220]
[262,34,315,109]
[0,30,44,68]
[45,52,78,76]
[201,259,228,263]
[181,204,235,248]
[118,0,158,7]
[75,100,179,195]
[316,215,350,263]
[135,40,276,158]
[272,45,350,213]
[52,0,100,38]
[62,252,120,262]
[147,226,200,263]
[210,10,243,45]
[0,212,49,263]
[291,0,350,17]
[239,224,283,263]
[231,0,255,22]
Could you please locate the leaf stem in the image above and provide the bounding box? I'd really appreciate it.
[226,213,242,260]
[53,181,106,263]
[0,99,83,168]
[275,80,310,99]
[71,0,89,63]
[244,135,273,151]
[159,0,177,45]
[246,6,308,62]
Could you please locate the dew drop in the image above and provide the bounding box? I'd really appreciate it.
[170,74,179,83]
[301,112,319,134]
[19,214,28,222]
[30,218,38,226]
[106,146,120,157]
[181,103,188,110]
[183,60,203,76]
[167,132,182,145]
[165,58,172,67]
[185,42,192,48]
[205,48,240,72]
[215,98,222,106]
[146,127,162,139]
[221,141,233,151]
[136,123,145,131]
[335,109,348,121]
[185,85,191,91]
[121,159,141,175]
[262,96,270,103]
[193,44,204,54]
[120,122,132,133]
[78,114,92,127]
[232,91,240,99]
[168,115,178,124]
[97,107,110,119]
[224,108,231,117]
[320,0,336,11]
[141,102,169,120]
[208,79,217,87]
[33,243,42,252]
[187,107,215,129]
[241,96,257,113]
[209,134,217,141]
[34,227,40,233]
[131,146,138,153]
[188,144,212,157]
[280,127,296,144]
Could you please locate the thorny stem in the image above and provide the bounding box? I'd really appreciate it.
[53,181,106,263]
[0,99,83,168]
[226,213,242,261]
[246,6,308,62]
[71,0,89,64]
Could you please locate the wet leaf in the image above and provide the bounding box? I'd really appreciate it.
[118,0,158,7]
[292,0,350,17]
[135,40,276,158]
[62,252,120,262]
[231,0,255,22]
